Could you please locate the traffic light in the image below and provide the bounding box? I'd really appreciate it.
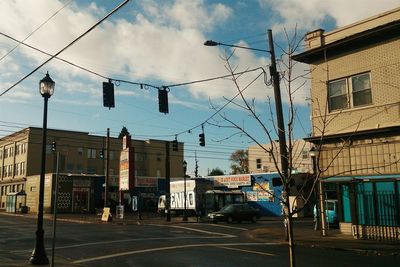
[158,88,169,114]
[199,133,205,147]
[51,141,56,152]
[99,149,104,159]
[103,81,115,108]
[172,139,178,152]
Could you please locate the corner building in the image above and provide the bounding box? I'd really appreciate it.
[293,8,400,240]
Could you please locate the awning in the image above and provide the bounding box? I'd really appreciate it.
[321,174,400,183]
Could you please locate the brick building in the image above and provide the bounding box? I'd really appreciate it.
[293,8,400,239]
[0,127,184,213]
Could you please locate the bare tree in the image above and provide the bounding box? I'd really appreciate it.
[207,29,338,267]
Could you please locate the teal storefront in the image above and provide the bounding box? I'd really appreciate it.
[324,175,400,240]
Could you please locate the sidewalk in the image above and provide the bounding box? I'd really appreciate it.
[247,219,400,257]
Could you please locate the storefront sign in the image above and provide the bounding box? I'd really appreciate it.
[135,176,158,187]
[213,174,251,188]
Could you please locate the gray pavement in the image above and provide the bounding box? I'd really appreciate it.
[2,210,399,265]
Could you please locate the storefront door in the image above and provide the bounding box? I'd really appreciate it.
[72,189,89,213]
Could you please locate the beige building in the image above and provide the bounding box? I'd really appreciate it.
[293,8,400,239]
[248,139,312,174]
[0,127,184,213]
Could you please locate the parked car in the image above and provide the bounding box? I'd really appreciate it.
[313,199,339,227]
[207,203,260,223]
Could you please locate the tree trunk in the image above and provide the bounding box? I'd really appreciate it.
[287,213,296,267]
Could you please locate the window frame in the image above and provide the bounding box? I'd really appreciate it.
[328,72,372,112]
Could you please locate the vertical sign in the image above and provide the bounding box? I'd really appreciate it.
[119,135,134,191]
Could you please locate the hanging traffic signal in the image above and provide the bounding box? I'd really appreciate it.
[172,139,178,152]
[103,81,115,108]
[99,149,104,159]
[199,133,205,147]
[158,88,169,114]
[51,141,56,152]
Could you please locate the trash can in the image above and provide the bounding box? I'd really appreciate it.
[20,206,28,214]
[116,205,124,219]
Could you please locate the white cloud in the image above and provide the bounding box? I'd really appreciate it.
[259,0,400,30]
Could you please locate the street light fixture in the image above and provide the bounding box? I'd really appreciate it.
[182,160,188,221]
[204,30,289,195]
[204,40,270,53]
[30,72,55,265]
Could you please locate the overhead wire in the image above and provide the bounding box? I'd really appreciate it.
[0,0,130,97]
[0,0,74,63]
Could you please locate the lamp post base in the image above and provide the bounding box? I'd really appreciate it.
[29,250,49,265]
[29,230,49,265]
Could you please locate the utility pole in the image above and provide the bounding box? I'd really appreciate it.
[194,151,199,178]
[104,128,110,208]
[268,29,295,266]
[165,141,171,222]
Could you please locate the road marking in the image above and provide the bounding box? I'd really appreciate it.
[155,224,236,237]
[10,236,232,253]
[206,224,249,231]
[72,242,280,264]
[214,245,275,256]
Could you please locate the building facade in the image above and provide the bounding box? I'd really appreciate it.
[293,8,400,239]
[0,127,184,213]
[248,139,313,174]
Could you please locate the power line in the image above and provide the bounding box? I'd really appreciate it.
[0,0,130,97]
[0,0,73,63]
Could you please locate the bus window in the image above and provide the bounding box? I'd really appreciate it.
[272,178,283,187]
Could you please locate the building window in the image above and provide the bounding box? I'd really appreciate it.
[15,144,20,155]
[328,79,348,111]
[352,73,372,107]
[8,165,13,177]
[20,162,25,175]
[77,147,83,156]
[76,164,82,173]
[109,151,114,160]
[14,164,19,176]
[302,150,308,159]
[87,148,97,159]
[21,143,26,154]
[0,167,2,178]
[328,72,372,112]
[66,163,74,172]
[256,158,262,169]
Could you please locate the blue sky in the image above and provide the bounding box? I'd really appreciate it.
[0,0,399,177]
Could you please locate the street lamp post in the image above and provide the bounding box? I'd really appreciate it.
[182,160,188,221]
[309,147,327,236]
[30,72,55,265]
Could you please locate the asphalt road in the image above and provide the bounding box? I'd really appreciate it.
[0,214,398,267]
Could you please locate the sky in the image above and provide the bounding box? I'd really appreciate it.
[0,0,399,177]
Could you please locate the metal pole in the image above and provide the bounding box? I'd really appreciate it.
[51,152,60,267]
[319,179,327,236]
[183,167,187,221]
[165,141,171,222]
[30,95,49,265]
[104,128,110,208]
